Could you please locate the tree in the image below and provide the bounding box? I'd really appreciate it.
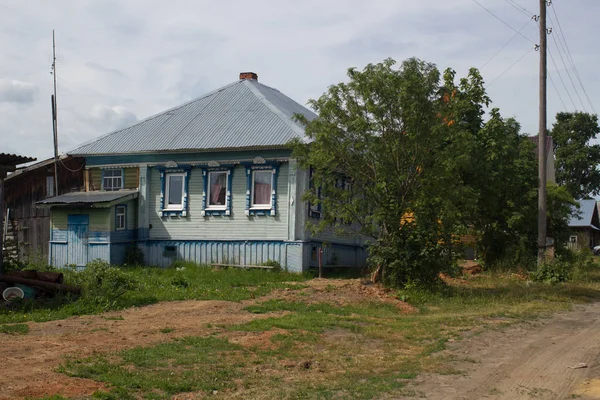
[551,112,600,199]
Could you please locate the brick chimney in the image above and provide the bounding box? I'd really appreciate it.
[239,72,258,81]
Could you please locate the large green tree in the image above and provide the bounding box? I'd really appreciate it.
[292,58,572,285]
[551,112,600,199]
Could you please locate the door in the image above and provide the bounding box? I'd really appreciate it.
[67,214,89,267]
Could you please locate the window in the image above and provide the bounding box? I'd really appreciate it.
[165,173,185,210]
[46,176,55,198]
[245,164,278,216]
[569,236,578,243]
[158,167,190,218]
[207,171,227,208]
[252,170,273,207]
[115,205,126,231]
[103,169,123,191]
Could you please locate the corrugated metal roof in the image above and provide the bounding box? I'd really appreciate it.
[38,189,138,207]
[69,79,317,156]
[568,199,598,227]
[0,153,36,166]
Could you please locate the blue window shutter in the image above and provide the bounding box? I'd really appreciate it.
[159,171,165,217]
[271,166,279,216]
[201,169,208,217]
[182,171,190,217]
[226,170,233,216]
[245,167,252,216]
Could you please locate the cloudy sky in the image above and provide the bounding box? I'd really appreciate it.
[1,0,598,161]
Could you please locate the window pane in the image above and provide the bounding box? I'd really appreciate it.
[253,171,272,205]
[46,176,55,197]
[168,175,183,205]
[209,172,227,206]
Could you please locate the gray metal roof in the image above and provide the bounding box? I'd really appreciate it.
[38,189,138,207]
[69,79,317,156]
[568,199,598,227]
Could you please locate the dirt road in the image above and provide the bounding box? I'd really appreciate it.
[404,302,600,400]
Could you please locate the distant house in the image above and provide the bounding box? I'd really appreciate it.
[38,72,368,271]
[567,199,600,249]
[4,156,85,263]
[528,135,556,183]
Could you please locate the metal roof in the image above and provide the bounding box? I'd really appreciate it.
[37,189,138,207]
[69,79,317,156]
[568,199,598,227]
[0,153,36,166]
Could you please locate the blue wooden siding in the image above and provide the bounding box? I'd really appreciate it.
[142,240,303,271]
[303,242,368,268]
[148,163,289,241]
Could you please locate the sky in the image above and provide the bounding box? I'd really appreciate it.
[1,0,598,162]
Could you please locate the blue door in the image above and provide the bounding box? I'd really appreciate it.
[68,214,89,267]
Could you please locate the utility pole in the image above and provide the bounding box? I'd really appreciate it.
[537,0,548,266]
[51,30,60,197]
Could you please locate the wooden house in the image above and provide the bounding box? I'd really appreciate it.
[4,156,85,263]
[38,73,368,272]
[567,199,600,250]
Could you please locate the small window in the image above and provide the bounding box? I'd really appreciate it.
[165,173,185,210]
[207,171,227,209]
[103,169,123,191]
[569,236,578,243]
[115,205,126,231]
[252,170,273,207]
[163,245,177,258]
[46,176,55,198]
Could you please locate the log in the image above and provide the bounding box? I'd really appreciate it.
[8,270,64,284]
[210,263,274,270]
[0,275,80,294]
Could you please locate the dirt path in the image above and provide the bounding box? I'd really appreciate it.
[402,302,600,400]
[0,300,269,400]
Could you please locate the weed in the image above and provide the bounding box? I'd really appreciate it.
[0,323,29,335]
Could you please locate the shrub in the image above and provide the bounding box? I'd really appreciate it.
[261,259,282,271]
[66,259,137,307]
[124,243,145,267]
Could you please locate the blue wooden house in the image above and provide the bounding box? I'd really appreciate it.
[38,73,368,272]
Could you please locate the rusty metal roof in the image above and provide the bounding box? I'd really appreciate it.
[69,79,317,156]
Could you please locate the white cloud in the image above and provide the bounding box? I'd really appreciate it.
[0,0,598,160]
[0,80,38,104]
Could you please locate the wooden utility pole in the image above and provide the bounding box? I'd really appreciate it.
[537,0,548,265]
[51,30,60,197]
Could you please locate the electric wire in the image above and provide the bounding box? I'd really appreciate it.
[547,47,578,110]
[470,0,536,44]
[503,0,533,18]
[548,71,568,110]
[549,1,597,114]
[480,18,533,70]
[486,45,536,88]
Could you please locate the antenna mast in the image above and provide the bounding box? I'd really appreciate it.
[51,30,59,196]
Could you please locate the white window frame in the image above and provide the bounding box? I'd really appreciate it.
[206,171,229,210]
[164,173,185,211]
[250,170,273,209]
[103,169,123,191]
[569,235,578,243]
[116,205,126,231]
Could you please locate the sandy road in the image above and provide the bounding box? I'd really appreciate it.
[403,302,600,399]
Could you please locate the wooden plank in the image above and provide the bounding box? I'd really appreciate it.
[210,263,273,270]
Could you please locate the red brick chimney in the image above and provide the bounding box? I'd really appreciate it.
[239,72,258,81]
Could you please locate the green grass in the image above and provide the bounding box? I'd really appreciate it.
[0,262,308,324]
[0,323,29,335]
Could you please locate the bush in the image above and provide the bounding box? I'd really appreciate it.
[124,243,145,267]
[261,259,282,271]
[534,247,596,284]
[65,259,137,307]
[534,259,572,284]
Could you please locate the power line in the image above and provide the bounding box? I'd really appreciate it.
[549,1,597,114]
[503,0,533,18]
[546,14,586,111]
[547,47,578,110]
[470,0,536,44]
[548,70,568,110]
[486,45,536,88]
[480,18,533,70]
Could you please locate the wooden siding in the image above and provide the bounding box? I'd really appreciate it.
[51,208,110,232]
[109,200,137,231]
[148,164,289,240]
[87,167,138,191]
[89,168,102,190]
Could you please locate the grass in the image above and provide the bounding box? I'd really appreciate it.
[0,262,308,324]
[0,323,29,335]
[56,270,600,399]
[13,262,600,399]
